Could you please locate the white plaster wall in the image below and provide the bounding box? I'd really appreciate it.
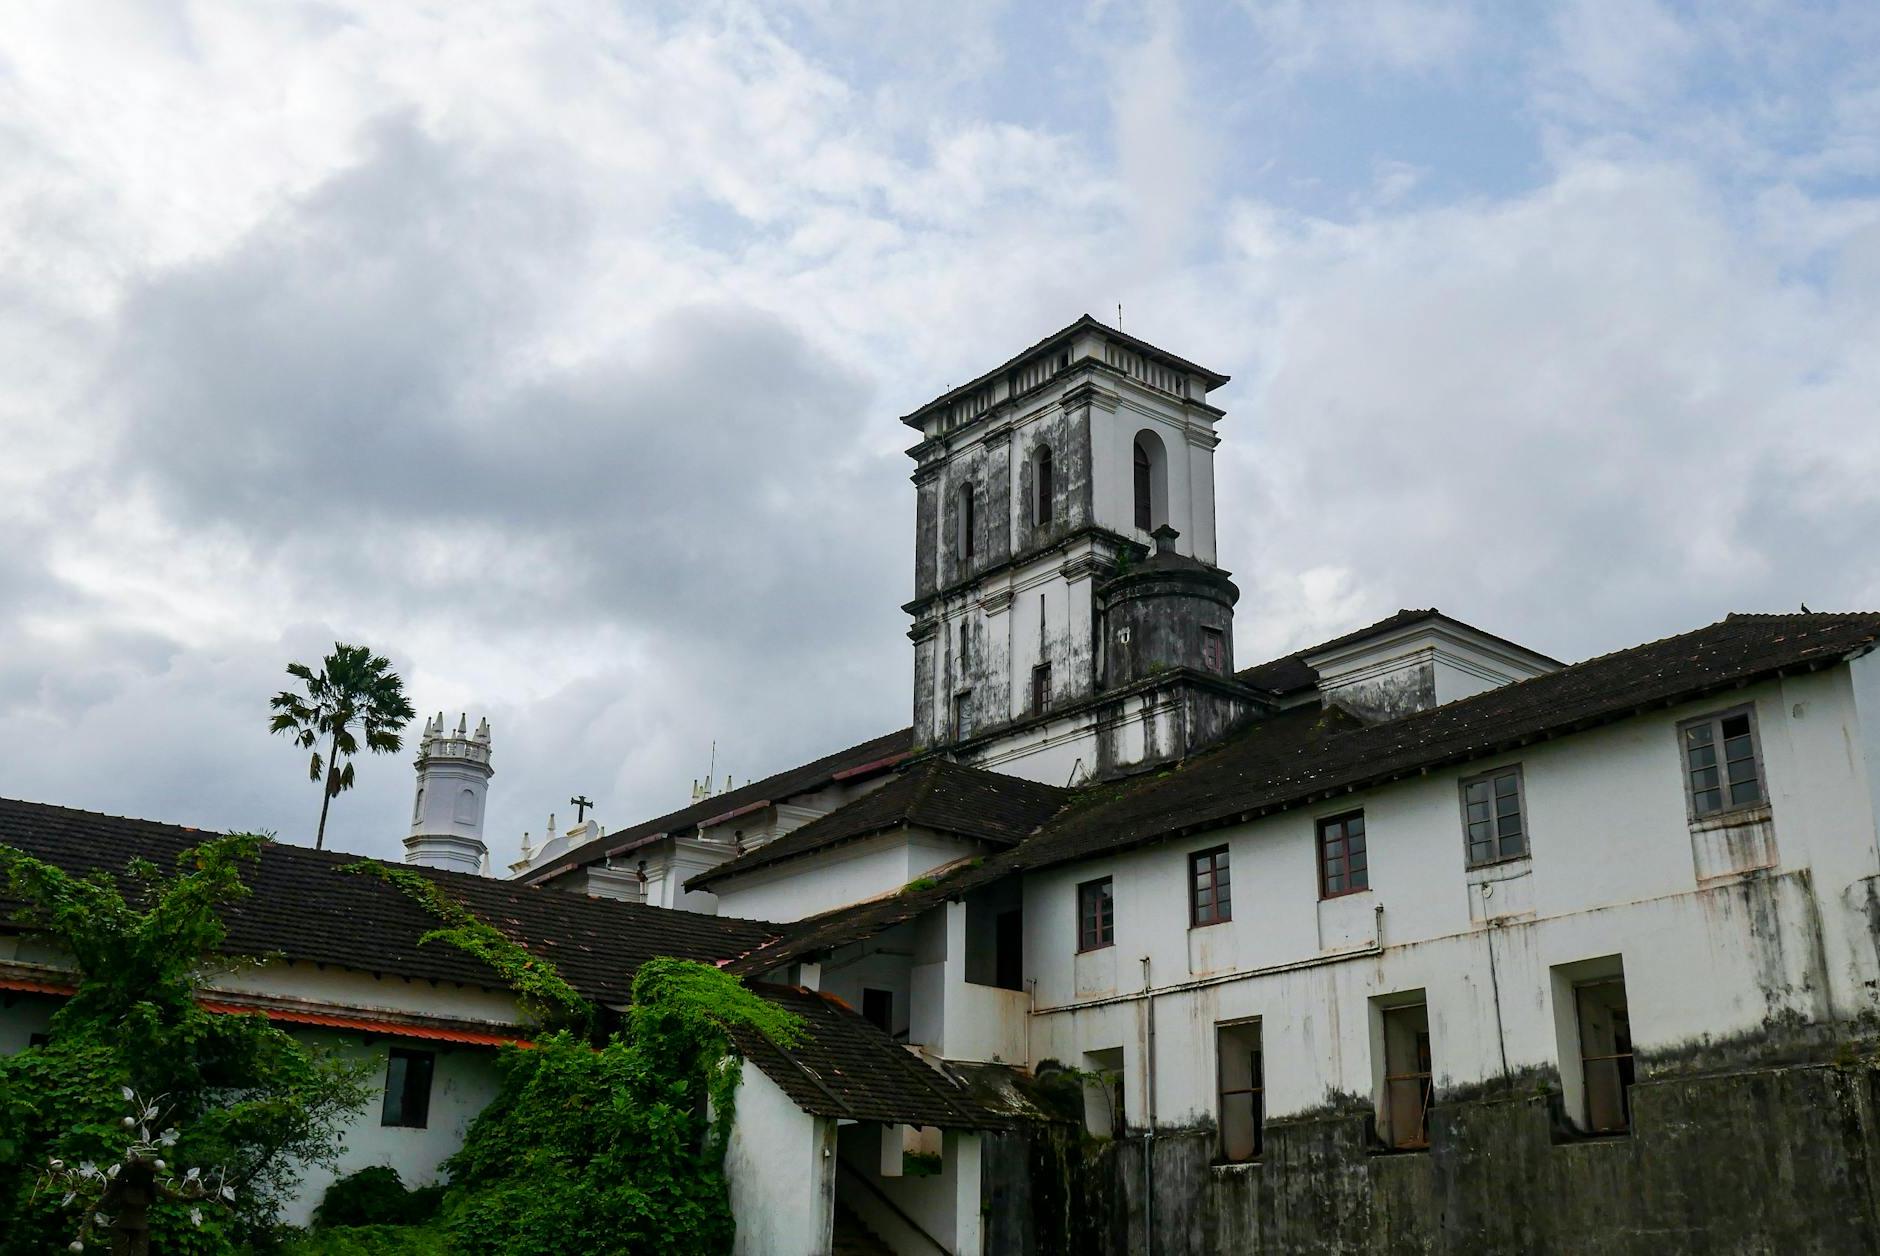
[0,991,58,1052]
[836,1124,983,1256]
[725,1060,834,1256]
[283,1030,502,1227]
[205,960,524,1027]
[1018,672,1880,1135]
[711,828,983,924]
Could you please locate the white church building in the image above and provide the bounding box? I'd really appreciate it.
[9,316,1880,1253]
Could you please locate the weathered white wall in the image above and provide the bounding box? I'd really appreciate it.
[1016,672,1880,1137]
[726,1060,834,1256]
[283,1030,503,1227]
[836,1123,983,1256]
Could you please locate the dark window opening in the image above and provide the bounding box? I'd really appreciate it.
[957,483,976,563]
[959,621,970,670]
[1381,1004,1431,1150]
[1190,845,1231,927]
[994,909,1024,991]
[1201,627,1226,674]
[1319,810,1369,898]
[381,1047,436,1129]
[1035,446,1054,528]
[1133,440,1153,531]
[1462,767,1527,866]
[1577,978,1634,1133]
[28,1032,50,1049]
[953,690,973,740]
[1078,876,1114,951]
[862,988,893,1034]
[1218,1021,1264,1162]
[1683,708,1763,817]
[1032,663,1052,713]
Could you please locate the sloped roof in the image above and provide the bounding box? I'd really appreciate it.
[1233,608,1562,696]
[0,798,777,1005]
[521,725,912,886]
[735,985,1014,1129]
[687,759,1071,890]
[0,800,1017,1130]
[731,611,1880,974]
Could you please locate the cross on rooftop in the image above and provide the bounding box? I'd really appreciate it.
[570,795,594,823]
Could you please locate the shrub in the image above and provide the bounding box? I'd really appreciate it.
[279,1223,453,1256]
[312,1166,443,1230]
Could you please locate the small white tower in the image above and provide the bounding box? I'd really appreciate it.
[404,712,493,875]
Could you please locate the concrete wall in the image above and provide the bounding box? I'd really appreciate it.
[726,1059,835,1256]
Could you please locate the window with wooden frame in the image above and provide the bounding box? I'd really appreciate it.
[1190,845,1231,926]
[1200,626,1226,674]
[1575,977,1634,1134]
[1460,766,1527,866]
[1680,707,1764,818]
[1217,1020,1265,1163]
[952,690,973,740]
[381,1047,435,1129]
[1032,663,1053,714]
[1318,810,1368,898]
[1380,1003,1431,1150]
[1077,876,1114,951]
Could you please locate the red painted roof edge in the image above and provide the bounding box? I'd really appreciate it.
[831,751,913,782]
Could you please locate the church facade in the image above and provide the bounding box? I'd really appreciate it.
[8,317,1880,1253]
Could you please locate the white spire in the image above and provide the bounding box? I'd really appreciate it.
[404,714,494,876]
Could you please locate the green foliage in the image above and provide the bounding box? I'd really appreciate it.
[436,959,803,1256]
[0,835,372,1255]
[345,862,594,1035]
[279,1224,454,1256]
[269,642,416,849]
[311,1165,443,1230]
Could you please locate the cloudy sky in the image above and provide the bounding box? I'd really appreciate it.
[3,0,1877,864]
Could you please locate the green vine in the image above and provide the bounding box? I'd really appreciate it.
[343,861,593,1035]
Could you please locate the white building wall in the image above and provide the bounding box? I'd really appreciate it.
[1019,671,1880,1135]
[725,1060,835,1256]
[284,1031,503,1227]
[711,827,984,924]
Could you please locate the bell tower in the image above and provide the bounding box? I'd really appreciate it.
[405,712,494,875]
[901,316,1251,780]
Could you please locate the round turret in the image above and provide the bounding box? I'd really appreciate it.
[404,712,494,875]
[1100,526,1239,686]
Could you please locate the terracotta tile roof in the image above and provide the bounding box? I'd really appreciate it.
[735,985,1014,1129]
[520,726,913,885]
[687,759,1070,891]
[0,798,779,1005]
[732,611,1880,974]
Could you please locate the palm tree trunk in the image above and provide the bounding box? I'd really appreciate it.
[315,729,341,850]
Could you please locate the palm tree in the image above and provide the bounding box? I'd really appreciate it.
[268,643,416,850]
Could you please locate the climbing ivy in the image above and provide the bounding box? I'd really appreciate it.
[0,835,372,1255]
[344,861,593,1035]
[436,959,803,1256]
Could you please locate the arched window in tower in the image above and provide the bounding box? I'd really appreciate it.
[1133,431,1168,532]
[957,482,976,563]
[413,788,424,824]
[453,788,479,825]
[1034,445,1054,529]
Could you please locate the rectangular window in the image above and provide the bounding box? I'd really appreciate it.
[1460,767,1527,866]
[958,484,976,562]
[381,1047,436,1129]
[1380,1004,1431,1150]
[953,690,973,740]
[1078,877,1114,951]
[862,988,893,1034]
[1201,627,1226,674]
[1032,663,1052,713]
[1217,1021,1264,1163]
[1681,708,1764,817]
[1318,811,1368,897]
[1190,846,1231,927]
[1576,978,1634,1133]
[959,622,971,670]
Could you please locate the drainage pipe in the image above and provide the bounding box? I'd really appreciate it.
[1141,954,1157,1255]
